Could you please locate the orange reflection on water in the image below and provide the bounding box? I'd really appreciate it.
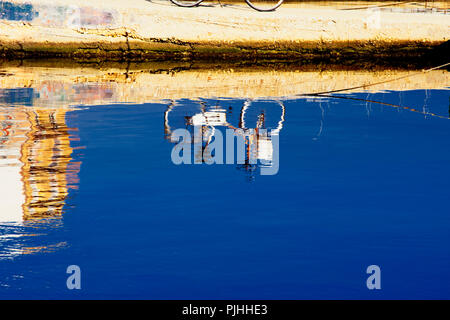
[0,106,80,224]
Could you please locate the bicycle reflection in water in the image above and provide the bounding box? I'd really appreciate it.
[164,99,285,180]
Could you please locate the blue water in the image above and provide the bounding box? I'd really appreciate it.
[0,88,449,299]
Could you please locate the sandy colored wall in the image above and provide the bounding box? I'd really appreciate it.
[0,0,448,61]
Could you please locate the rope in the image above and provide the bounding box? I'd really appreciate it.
[302,61,450,96]
[305,93,449,120]
[339,1,412,11]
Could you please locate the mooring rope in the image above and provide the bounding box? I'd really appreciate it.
[302,61,450,96]
[305,93,450,120]
[297,61,450,120]
[339,1,412,11]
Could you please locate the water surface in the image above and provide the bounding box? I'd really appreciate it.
[0,66,449,299]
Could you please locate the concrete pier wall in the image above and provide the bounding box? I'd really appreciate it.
[0,0,449,61]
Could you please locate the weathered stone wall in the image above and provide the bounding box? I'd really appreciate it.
[0,0,449,61]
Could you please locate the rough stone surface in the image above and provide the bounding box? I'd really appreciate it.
[0,0,449,61]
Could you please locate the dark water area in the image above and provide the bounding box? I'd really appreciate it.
[0,75,449,299]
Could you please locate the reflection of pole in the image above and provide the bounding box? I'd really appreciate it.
[314,100,324,140]
[164,100,175,140]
